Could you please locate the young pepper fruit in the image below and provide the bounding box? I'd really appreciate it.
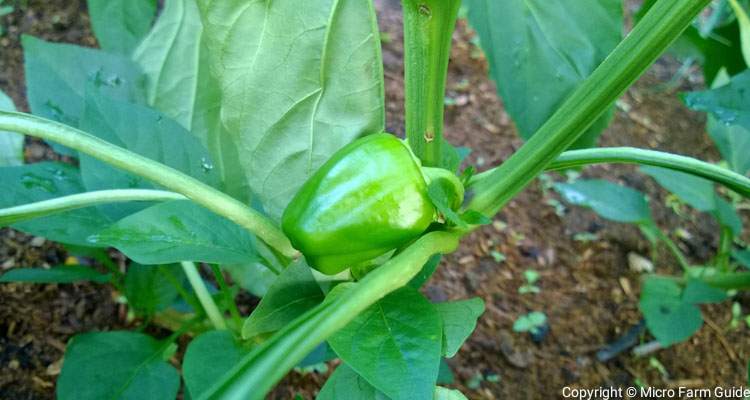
[282,133,461,275]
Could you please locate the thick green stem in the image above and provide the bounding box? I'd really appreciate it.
[0,111,297,259]
[468,0,711,216]
[0,189,185,225]
[180,261,227,331]
[200,231,460,400]
[402,0,461,167]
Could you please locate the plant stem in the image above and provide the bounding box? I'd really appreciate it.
[180,261,227,330]
[534,147,750,197]
[402,0,461,167]
[655,229,691,272]
[716,226,733,272]
[700,271,750,290]
[467,0,711,216]
[0,189,185,225]
[200,231,460,400]
[0,111,297,259]
[210,264,242,328]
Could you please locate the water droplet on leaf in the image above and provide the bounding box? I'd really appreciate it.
[200,157,214,173]
[21,173,57,193]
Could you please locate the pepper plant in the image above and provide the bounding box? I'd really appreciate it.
[1,0,749,399]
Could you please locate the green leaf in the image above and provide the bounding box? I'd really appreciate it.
[640,165,715,211]
[124,263,184,316]
[427,181,466,228]
[91,201,261,265]
[733,248,750,269]
[637,0,745,84]
[57,331,179,400]
[684,69,750,130]
[437,359,454,385]
[298,342,337,368]
[435,298,484,358]
[318,364,390,400]
[133,0,249,201]
[79,92,219,220]
[242,260,324,340]
[434,387,468,400]
[87,0,157,55]
[713,196,743,236]
[408,254,442,289]
[328,287,442,400]
[0,162,111,246]
[460,210,491,226]
[222,262,277,297]
[729,0,750,67]
[0,265,110,284]
[707,115,750,175]
[682,279,728,304]
[198,0,385,218]
[639,276,703,346]
[464,0,621,148]
[0,89,23,166]
[22,35,145,133]
[133,0,202,130]
[183,330,252,400]
[513,311,547,333]
[554,179,653,224]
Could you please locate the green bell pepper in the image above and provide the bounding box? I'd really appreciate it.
[282,133,460,275]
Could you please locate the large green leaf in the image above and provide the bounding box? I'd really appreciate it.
[87,0,157,55]
[554,179,653,224]
[79,92,219,219]
[328,287,443,400]
[318,364,390,400]
[124,263,184,316]
[133,0,203,130]
[0,265,110,284]
[0,162,111,246]
[57,331,179,400]
[197,0,385,218]
[90,200,261,265]
[133,0,248,200]
[183,330,252,400]
[435,298,484,358]
[22,35,145,129]
[242,260,324,340]
[0,89,23,166]
[464,0,622,148]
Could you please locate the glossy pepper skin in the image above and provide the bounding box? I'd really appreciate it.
[282,133,436,275]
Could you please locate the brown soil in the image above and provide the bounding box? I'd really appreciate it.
[1,1,748,399]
